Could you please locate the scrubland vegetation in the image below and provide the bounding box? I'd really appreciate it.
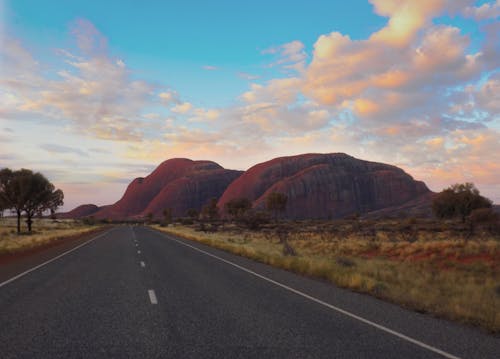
[0,218,104,255]
[153,217,500,332]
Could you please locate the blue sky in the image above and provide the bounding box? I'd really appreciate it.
[4,0,389,106]
[1,0,499,210]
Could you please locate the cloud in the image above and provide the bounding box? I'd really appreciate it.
[158,91,178,104]
[475,72,500,116]
[241,77,301,104]
[0,153,18,161]
[237,72,260,80]
[171,102,193,114]
[188,108,220,122]
[202,65,218,71]
[263,40,307,72]
[303,23,484,110]
[463,1,500,20]
[368,0,449,46]
[1,19,156,142]
[40,143,88,157]
[143,112,161,120]
[89,147,110,154]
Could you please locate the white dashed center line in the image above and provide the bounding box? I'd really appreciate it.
[140,261,145,267]
[137,250,141,254]
[148,289,158,304]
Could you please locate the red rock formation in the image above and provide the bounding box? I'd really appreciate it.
[218,153,431,219]
[142,168,242,218]
[58,204,100,219]
[362,192,435,219]
[94,158,242,220]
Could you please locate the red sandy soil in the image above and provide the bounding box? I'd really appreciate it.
[360,248,499,269]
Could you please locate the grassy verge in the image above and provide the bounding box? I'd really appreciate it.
[152,222,500,333]
[0,218,105,255]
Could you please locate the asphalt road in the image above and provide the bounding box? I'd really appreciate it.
[0,226,498,358]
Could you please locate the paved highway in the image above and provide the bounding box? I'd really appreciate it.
[0,226,498,358]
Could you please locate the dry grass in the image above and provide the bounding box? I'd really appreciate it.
[152,220,500,333]
[0,218,104,255]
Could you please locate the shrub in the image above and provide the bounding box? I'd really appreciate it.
[468,208,500,234]
[266,192,288,220]
[82,216,96,225]
[241,210,269,230]
[178,217,194,225]
[433,183,492,222]
[225,197,252,222]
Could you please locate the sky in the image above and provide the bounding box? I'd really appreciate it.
[0,0,499,211]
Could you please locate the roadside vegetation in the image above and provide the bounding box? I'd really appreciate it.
[152,183,500,332]
[0,218,105,255]
[0,167,106,255]
[0,168,64,233]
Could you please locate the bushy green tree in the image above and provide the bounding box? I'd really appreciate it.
[0,168,64,233]
[432,183,492,223]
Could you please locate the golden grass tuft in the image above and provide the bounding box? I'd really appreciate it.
[0,218,104,255]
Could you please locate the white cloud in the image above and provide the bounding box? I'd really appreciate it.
[463,1,500,20]
[171,102,193,114]
[263,40,307,72]
[1,19,156,141]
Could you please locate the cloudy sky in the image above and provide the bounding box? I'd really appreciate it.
[1,0,499,211]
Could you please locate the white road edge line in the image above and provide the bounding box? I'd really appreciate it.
[0,229,112,289]
[158,231,460,359]
[148,289,158,304]
[140,261,146,268]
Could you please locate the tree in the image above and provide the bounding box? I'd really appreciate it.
[266,192,288,221]
[224,197,252,222]
[241,209,269,230]
[162,208,172,226]
[22,172,64,232]
[0,168,29,234]
[44,189,64,221]
[186,208,199,220]
[0,168,64,233]
[201,198,219,222]
[0,168,13,217]
[468,207,499,235]
[432,183,492,222]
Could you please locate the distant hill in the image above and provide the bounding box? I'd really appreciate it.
[92,158,242,220]
[63,153,435,220]
[58,204,101,219]
[218,153,432,219]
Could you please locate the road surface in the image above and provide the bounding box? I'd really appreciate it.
[0,226,498,358]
